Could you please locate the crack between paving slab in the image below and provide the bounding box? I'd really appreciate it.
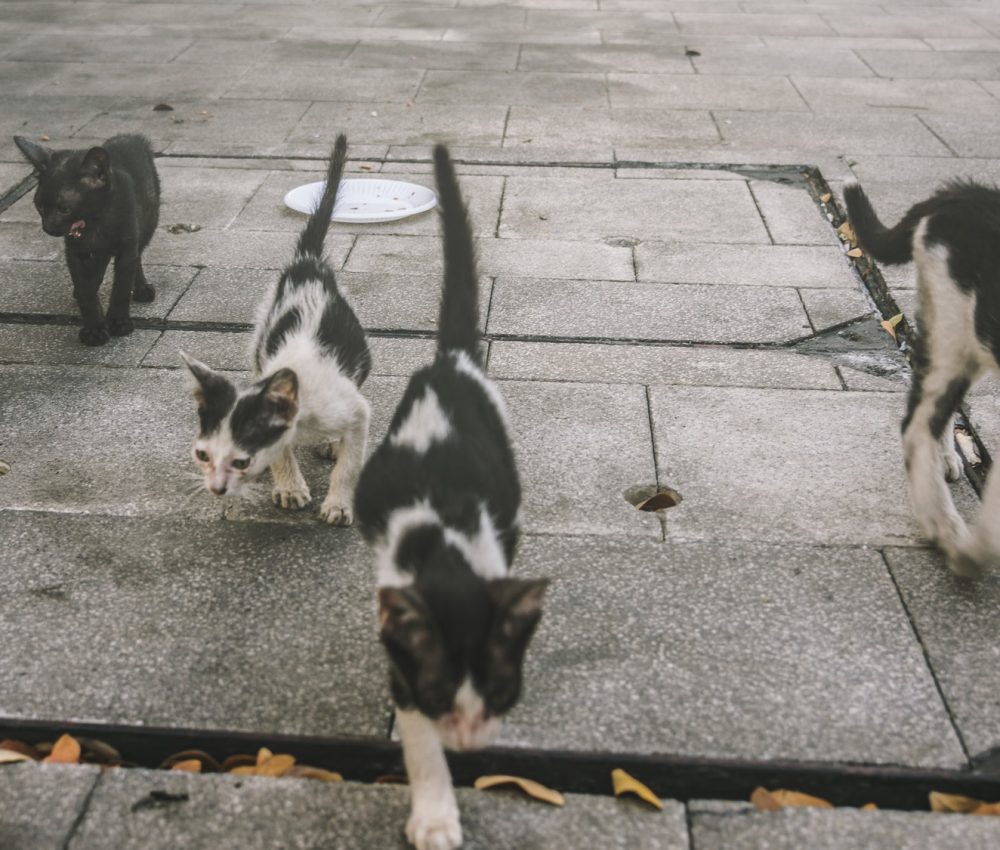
[0,174,36,215]
[832,365,849,392]
[643,384,667,542]
[746,181,776,246]
[500,104,511,147]
[59,768,103,850]
[494,176,507,237]
[794,287,817,335]
[915,114,960,158]
[878,549,973,767]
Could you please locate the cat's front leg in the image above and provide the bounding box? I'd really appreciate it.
[396,709,462,850]
[319,396,370,526]
[66,249,111,346]
[132,259,156,303]
[107,247,139,337]
[270,447,310,509]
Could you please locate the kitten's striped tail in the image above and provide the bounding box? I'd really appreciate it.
[296,134,348,260]
[843,180,920,265]
[434,144,481,361]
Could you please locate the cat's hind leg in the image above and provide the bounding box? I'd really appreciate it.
[270,447,310,509]
[132,257,156,303]
[319,395,369,526]
[953,462,1000,577]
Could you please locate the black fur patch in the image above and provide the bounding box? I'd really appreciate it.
[229,391,289,453]
[264,306,302,362]
[197,378,237,436]
[929,377,971,440]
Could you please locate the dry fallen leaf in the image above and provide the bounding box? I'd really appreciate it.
[152,103,174,112]
[474,775,565,806]
[43,734,81,765]
[0,748,32,765]
[880,312,903,341]
[861,802,878,811]
[374,774,409,785]
[847,247,863,258]
[611,768,663,810]
[160,750,221,773]
[0,460,9,475]
[635,491,679,512]
[751,787,833,812]
[285,766,343,782]
[837,221,857,245]
[39,135,50,142]
[221,754,257,772]
[170,759,202,774]
[929,791,1000,815]
[820,193,832,203]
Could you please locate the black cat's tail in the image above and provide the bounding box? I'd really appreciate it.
[843,180,924,265]
[434,144,481,361]
[296,134,348,260]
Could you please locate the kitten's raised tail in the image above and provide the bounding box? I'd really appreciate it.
[296,134,348,260]
[843,180,923,265]
[434,144,481,361]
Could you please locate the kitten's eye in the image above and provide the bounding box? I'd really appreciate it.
[194,449,209,463]
[231,457,251,470]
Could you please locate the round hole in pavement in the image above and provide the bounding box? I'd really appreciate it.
[624,485,683,512]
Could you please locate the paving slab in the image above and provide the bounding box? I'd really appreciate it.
[165,266,274,325]
[649,385,977,546]
[0,323,160,366]
[635,243,857,288]
[172,36,357,66]
[674,12,834,36]
[442,27,601,45]
[689,801,1000,850]
[792,77,1000,114]
[885,546,1000,762]
[69,769,689,850]
[488,278,813,343]
[503,536,964,766]
[346,40,520,71]
[499,175,770,243]
[919,113,1000,159]
[0,221,64,261]
[608,73,807,111]
[5,32,192,64]
[858,48,1000,80]
[0,510,391,737]
[751,179,838,245]
[691,44,872,77]
[0,94,125,140]
[504,107,719,149]
[826,15,990,39]
[517,43,694,74]
[36,62,249,99]
[417,70,609,107]
[224,66,424,102]
[0,763,100,850]
[487,340,842,389]
[800,287,874,331]
[155,164,272,231]
[144,228,341,271]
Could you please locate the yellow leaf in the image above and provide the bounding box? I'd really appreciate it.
[255,747,273,766]
[971,802,1000,816]
[170,759,202,774]
[474,775,565,806]
[820,193,832,203]
[611,768,663,810]
[837,221,857,245]
[43,735,81,765]
[929,791,998,814]
[880,313,903,340]
[861,803,878,811]
[256,754,296,777]
[229,765,259,776]
[847,248,863,258]
[751,787,832,811]
[285,766,343,782]
[0,748,32,765]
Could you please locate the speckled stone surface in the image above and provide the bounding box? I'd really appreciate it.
[0,510,391,737]
[505,536,965,767]
[0,763,99,850]
[0,323,160,366]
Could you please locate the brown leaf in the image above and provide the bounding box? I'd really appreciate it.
[77,738,122,766]
[255,747,273,766]
[39,135,50,142]
[0,748,32,765]
[221,754,257,772]
[751,787,832,812]
[374,774,409,785]
[0,740,41,760]
[861,803,878,811]
[170,760,203,774]
[837,221,857,245]
[847,248,863,258]
[820,193,832,203]
[635,491,679,512]
[474,775,565,806]
[256,754,296,777]
[880,312,903,341]
[152,103,174,112]
[285,766,343,782]
[611,768,663,810]
[929,791,1000,814]
[160,750,221,773]
[43,734,81,765]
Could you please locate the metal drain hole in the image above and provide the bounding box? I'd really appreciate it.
[624,485,683,512]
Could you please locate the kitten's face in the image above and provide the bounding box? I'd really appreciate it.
[379,567,548,752]
[181,353,299,498]
[14,137,110,238]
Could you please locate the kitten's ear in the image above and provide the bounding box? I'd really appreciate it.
[180,350,232,411]
[490,578,549,642]
[79,146,110,189]
[378,586,436,655]
[262,368,299,424]
[14,136,51,173]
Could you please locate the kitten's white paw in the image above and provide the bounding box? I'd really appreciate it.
[406,806,462,850]
[319,498,353,526]
[272,485,310,510]
[942,444,963,482]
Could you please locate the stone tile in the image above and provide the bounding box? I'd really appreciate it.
[418,70,608,106]
[346,39,519,70]
[5,33,191,64]
[966,390,1000,458]
[925,37,1000,51]
[886,546,1000,763]
[675,12,835,35]
[0,366,221,519]
[518,44,694,74]
[287,26,447,44]
[488,340,842,389]
[714,111,951,155]
[762,35,932,50]
[505,536,965,766]
[794,76,1000,112]
[504,107,719,148]
[690,804,1000,850]
[649,385,973,546]
[0,323,160,366]
[0,94,123,140]
[636,243,858,288]
[693,44,872,76]
[78,100,310,145]
[167,267,274,325]
[499,175,770,243]
[0,260,196,322]
[142,329,253,371]
[0,511,391,736]
[859,48,1000,79]
[0,61,66,95]
[367,335,438,377]
[290,102,508,148]
[225,67,424,102]
[827,15,990,38]
[0,221,63,261]
[145,228,334,271]
[442,27,601,45]
[527,9,678,31]
[173,36,356,66]
[750,180,838,245]
[608,73,808,110]
[800,287,875,331]
[347,235,636,281]
[0,160,30,189]
[237,4,382,28]
[488,279,813,343]
[0,764,99,850]
[379,5,527,29]
[71,770,689,850]
[920,113,1000,158]
[157,164,272,231]
[37,62,249,98]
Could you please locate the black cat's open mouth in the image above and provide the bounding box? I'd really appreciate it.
[68,219,86,238]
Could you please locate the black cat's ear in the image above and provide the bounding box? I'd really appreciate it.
[180,350,232,411]
[262,368,299,424]
[79,146,110,189]
[378,586,436,656]
[14,136,51,173]
[489,578,548,642]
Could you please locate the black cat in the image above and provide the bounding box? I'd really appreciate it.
[14,134,160,346]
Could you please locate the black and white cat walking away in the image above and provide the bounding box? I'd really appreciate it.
[845,180,1000,577]
[183,135,370,525]
[14,134,159,346]
[355,146,548,850]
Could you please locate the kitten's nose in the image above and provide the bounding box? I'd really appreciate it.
[210,484,227,496]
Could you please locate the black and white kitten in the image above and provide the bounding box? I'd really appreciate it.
[354,146,548,850]
[14,134,159,346]
[182,135,371,525]
[845,180,1000,577]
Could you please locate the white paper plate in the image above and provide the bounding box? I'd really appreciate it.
[283,178,437,224]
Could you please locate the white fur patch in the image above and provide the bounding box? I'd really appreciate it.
[443,506,507,580]
[391,388,452,453]
[376,500,442,587]
[452,350,509,425]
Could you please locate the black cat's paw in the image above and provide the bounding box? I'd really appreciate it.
[133,283,156,303]
[79,325,110,347]
[107,317,134,337]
